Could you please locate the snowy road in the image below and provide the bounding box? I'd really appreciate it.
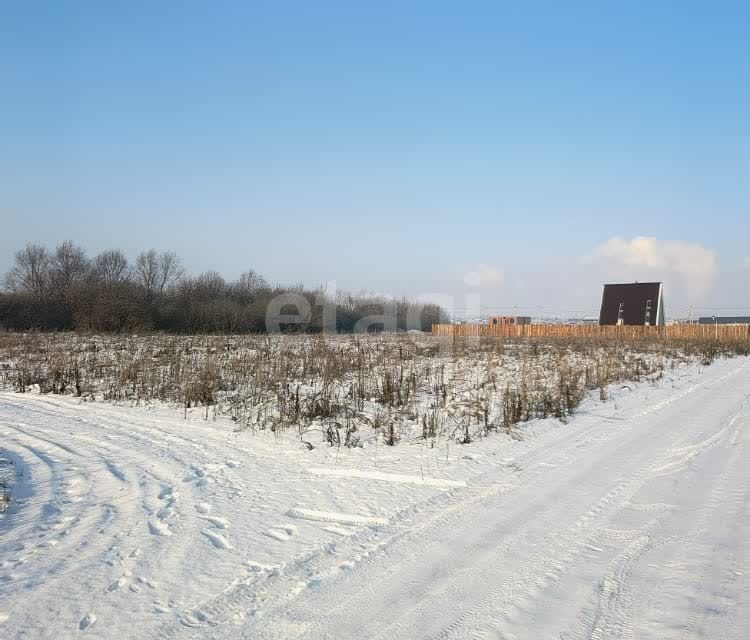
[1,357,749,639]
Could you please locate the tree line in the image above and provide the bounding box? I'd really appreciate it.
[0,242,448,333]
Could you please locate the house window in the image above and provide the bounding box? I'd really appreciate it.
[645,300,652,326]
[617,302,625,326]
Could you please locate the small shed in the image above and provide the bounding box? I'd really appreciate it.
[599,282,665,327]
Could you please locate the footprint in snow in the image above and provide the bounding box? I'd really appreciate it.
[199,515,230,529]
[79,613,96,630]
[156,487,179,521]
[183,470,212,487]
[148,520,172,537]
[202,529,233,550]
[107,576,127,592]
[263,524,298,542]
[182,612,211,627]
[157,486,174,500]
[137,576,157,589]
[157,499,178,521]
[38,539,59,548]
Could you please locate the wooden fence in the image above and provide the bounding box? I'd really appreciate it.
[431,323,750,342]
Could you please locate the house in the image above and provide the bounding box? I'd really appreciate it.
[599,282,665,327]
[697,316,750,325]
[488,316,532,326]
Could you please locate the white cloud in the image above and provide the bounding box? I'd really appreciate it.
[463,264,504,288]
[590,236,718,302]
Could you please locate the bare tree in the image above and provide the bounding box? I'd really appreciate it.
[195,271,226,299]
[135,249,159,300]
[4,243,50,300]
[231,270,268,303]
[2,240,448,332]
[93,249,130,286]
[50,241,89,300]
[135,249,183,300]
[238,270,267,292]
[157,251,184,293]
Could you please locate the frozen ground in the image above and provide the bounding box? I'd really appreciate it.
[0,356,749,639]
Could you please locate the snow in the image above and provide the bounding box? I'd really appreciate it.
[0,355,749,638]
[287,507,389,527]
[307,467,468,488]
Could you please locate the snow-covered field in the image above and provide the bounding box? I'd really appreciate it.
[0,333,689,445]
[1,335,749,639]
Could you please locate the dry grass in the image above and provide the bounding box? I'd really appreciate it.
[0,454,13,514]
[0,330,747,448]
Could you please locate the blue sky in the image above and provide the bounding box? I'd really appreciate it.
[1,1,748,317]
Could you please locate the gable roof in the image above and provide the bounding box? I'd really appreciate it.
[599,282,663,326]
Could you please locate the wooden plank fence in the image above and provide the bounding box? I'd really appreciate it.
[432,323,750,342]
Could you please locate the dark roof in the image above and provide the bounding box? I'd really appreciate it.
[599,282,662,326]
[697,316,750,325]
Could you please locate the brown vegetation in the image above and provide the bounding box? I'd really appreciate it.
[1,331,745,448]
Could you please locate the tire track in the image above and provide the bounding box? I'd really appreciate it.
[242,361,750,640]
